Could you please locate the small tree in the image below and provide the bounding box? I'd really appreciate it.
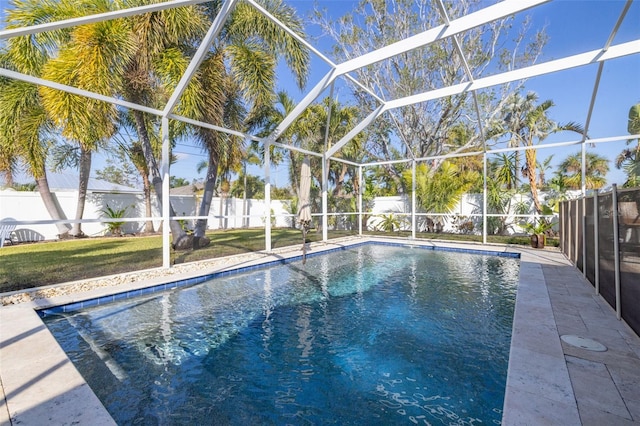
[377,214,401,233]
[403,161,478,231]
[102,205,128,237]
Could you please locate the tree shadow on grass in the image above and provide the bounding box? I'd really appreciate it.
[1,240,162,292]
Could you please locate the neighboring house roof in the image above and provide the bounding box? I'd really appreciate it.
[46,172,141,193]
[170,182,204,196]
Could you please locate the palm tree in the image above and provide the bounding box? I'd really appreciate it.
[492,153,518,190]
[302,98,363,199]
[257,91,302,192]
[537,155,554,189]
[117,1,309,249]
[403,161,479,231]
[616,103,640,187]
[0,77,73,236]
[485,154,523,235]
[545,173,571,213]
[117,138,156,234]
[238,148,262,228]
[38,12,135,236]
[1,0,137,237]
[0,5,73,236]
[4,0,309,248]
[558,152,609,190]
[0,131,17,188]
[113,3,210,248]
[497,92,584,213]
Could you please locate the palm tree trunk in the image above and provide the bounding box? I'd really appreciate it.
[35,169,71,237]
[289,151,299,198]
[131,109,189,248]
[192,157,219,248]
[525,148,543,214]
[1,171,13,188]
[139,171,154,233]
[334,163,348,197]
[242,165,247,228]
[71,146,91,236]
[194,178,216,237]
[514,151,520,189]
[218,193,224,229]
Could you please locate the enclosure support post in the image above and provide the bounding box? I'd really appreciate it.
[581,144,587,275]
[612,184,621,320]
[594,192,600,295]
[358,165,363,236]
[581,141,587,197]
[322,155,328,242]
[559,202,564,254]
[573,199,579,264]
[482,152,487,245]
[264,141,272,252]
[411,160,416,240]
[582,209,587,277]
[161,117,171,268]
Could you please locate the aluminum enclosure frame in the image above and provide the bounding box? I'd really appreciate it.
[1,0,639,266]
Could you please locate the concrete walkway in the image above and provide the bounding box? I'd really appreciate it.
[1,239,639,425]
[504,247,640,425]
[546,259,640,425]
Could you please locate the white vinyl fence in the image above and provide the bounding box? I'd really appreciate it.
[368,193,539,234]
[0,189,291,240]
[0,189,567,241]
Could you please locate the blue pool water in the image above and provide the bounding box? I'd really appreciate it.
[42,244,520,425]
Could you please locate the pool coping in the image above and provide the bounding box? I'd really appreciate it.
[0,236,634,424]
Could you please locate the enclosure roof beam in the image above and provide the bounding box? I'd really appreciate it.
[245,0,336,69]
[328,157,360,167]
[0,66,163,116]
[0,64,267,145]
[267,0,549,149]
[360,133,640,168]
[162,0,238,117]
[362,158,413,167]
[0,0,210,40]
[333,0,550,76]
[384,40,640,111]
[270,141,324,158]
[580,0,631,143]
[325,104,386,158]
[169,113,258,142]
[435,0,488,158]
[327,37,640,162]
[267,68,339,142]
[413,150,491,164]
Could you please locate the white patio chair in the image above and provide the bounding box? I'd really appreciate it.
[0,218,17,248]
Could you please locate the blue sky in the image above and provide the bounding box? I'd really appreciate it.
[521,0,640,185]
[1,0,639,187]
[255,0,640,187]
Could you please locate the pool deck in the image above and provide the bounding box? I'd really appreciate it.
[1,237,639,425]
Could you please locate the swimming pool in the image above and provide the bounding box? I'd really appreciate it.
[42,244,520,425]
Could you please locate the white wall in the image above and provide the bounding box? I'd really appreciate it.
[0,188,563,240]
[367,193,544,234]
[0,189,291,240]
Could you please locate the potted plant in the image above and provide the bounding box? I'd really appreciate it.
[522,218,553,248]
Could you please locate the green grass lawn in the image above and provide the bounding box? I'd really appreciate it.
[0,228,355,293]
[0,228,552,293]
